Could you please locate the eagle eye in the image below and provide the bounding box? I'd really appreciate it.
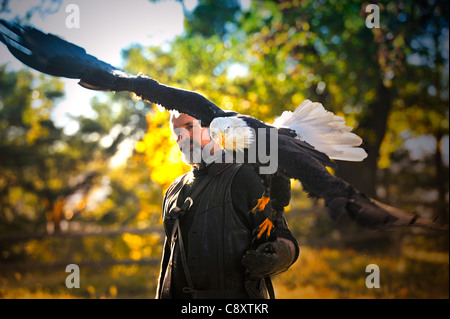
[225,126,230,133]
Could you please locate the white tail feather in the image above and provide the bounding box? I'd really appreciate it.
[272,100,368,161]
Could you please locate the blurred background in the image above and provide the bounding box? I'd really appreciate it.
[0,0,448,299]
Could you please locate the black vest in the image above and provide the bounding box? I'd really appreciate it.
[156,163,266,298]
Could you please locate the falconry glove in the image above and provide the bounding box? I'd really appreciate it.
[242,239,294,279]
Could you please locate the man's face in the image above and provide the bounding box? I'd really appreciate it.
[170,113,219,165]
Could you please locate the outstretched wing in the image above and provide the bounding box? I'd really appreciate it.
[337,193,448,232]
[277,138,447,232]
[0,19,120,84]
[0,19,231,126]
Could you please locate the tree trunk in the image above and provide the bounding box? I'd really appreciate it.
[335,82,393,198]
[333,82,395,250]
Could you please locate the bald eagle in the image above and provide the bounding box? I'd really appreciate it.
[207,102,368,237]
[1,19,445,237]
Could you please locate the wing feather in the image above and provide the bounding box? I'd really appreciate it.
[273,100,367,161]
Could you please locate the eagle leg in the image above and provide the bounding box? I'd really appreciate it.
[251,174,272,214]
[256,218,275,238]
[251,194,271,213]
[256,210,279,239]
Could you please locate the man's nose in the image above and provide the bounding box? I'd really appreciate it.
[176,129,189,144]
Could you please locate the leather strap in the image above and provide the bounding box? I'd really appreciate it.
[265,277,275,299]
[179,163,234,216]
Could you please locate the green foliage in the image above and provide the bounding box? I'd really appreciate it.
[184,0,241,38]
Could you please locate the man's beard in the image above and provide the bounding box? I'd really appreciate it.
[179,139,203,166]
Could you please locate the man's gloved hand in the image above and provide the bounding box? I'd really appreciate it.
[242,238,295,279]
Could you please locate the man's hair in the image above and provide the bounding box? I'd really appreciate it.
[169,110,182,133]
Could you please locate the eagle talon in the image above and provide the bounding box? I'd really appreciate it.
[251,195,271,214]
[257,218,275,239]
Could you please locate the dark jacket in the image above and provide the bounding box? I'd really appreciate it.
[156,163,298,299]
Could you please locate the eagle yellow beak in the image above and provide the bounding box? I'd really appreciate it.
[219,132,226,149]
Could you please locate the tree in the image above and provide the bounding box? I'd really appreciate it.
[0,0,63,21]
[0,65,157,265]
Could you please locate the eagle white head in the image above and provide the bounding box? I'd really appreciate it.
[209,117,255,152]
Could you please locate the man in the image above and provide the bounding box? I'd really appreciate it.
[156,112,299,299]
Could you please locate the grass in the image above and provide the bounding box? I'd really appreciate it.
[272,246,449,299]
[0,245,447,299]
